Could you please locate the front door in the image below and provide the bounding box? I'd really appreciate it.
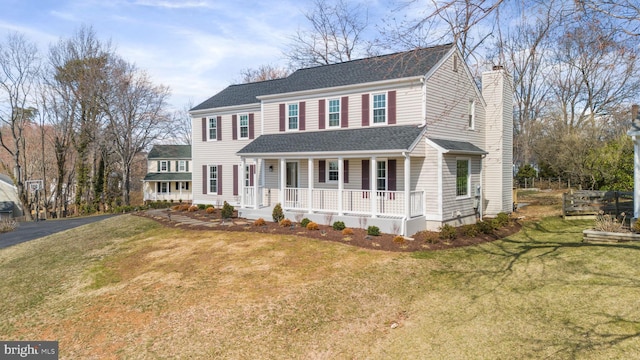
[286,162,299,205]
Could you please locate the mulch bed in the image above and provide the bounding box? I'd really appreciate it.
[135,208,522,252]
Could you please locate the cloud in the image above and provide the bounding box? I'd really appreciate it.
[133,0,216,9]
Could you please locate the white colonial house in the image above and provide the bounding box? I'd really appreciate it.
[143,145,192,203]
[189,44,513,236]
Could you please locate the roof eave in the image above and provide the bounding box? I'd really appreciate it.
[237,149,411,158]
[189,102,261,116]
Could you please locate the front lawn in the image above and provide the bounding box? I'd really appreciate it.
[1,214,639,358]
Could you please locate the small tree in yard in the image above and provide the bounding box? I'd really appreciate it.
[221,201,234,219]
[272,203,284,223]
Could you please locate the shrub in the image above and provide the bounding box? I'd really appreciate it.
[332,221,346,231]
[272,203,284,223]
[633,218,640,233]
[438,224,457,240]
[188,205,199,212]
[221,201,234,219]
[476,220,494,234]
[0,218,17,233]
[393,235,405,244]
[180,204,190,211]
[197,204,206,210]
[367,226,380,236]
[422,231,441,244]
[306,221,319,230]
[254,218,266,226]
[342,228,354,236]
[495,212,510,227]
[462,224,479,237]
[280,218,292,227]
[300,218,311,228]
[205,206,215,214]
[171,205,181,211]
[594,211,626,233]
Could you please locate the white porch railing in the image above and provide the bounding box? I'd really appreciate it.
[243,186,256,207]
[144,192,192,202]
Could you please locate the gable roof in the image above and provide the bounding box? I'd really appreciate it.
[237,125,426,156]
[191,44,454,111]
[148,145,191,159]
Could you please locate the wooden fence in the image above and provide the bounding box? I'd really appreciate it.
[562,190,633,218]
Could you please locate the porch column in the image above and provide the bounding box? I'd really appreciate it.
[404,153,411,221]
[308,158,314,213]
[240,157,246,208]
[371,156,377,218]
[279,158,286,206]
[338,156,344,216]
[635,137,640,219]
[254,158,260,209]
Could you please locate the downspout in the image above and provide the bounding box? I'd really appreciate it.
[421,76,427,127]
[401,151,410,237]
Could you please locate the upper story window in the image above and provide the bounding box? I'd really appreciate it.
[456,158,470,197]
[209,117,217,140]
[178,160,186,172]
[288,103,299,130]
[372,93,387,124]
[468,100,475,130]
[328,99,340,127]
[159,160,169,172]
[239,114,249,139]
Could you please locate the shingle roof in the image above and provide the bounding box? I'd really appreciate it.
[148,145,191,159]
[143,173,192,181]
[191,44,454,111]
[428,138,487,154]
[237,125,425,155]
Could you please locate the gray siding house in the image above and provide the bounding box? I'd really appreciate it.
[189,44,513,235]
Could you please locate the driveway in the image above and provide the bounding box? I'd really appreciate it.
[0,214,117,249]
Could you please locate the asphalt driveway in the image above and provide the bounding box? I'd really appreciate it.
[0,214,117,249]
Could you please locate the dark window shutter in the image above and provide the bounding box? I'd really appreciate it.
[167,182,171,193]
[156,182,159,193]
[186,161,189,172]
[217,116,222,140]
[157,161,160,172]
[233,165,238,196]
[202,165,207,194]
[202,118,207,141]
[175,161,179,171]
[167,161,171,172]
[279,103,285,132]
[249,113,255,139]
[186,182,189,190]
[176,182,179,190]
[250,165,255,186]
[299,101,306,130]
[343,160,349,183]
[319,160,326,183]
[388,91,396,125]
[217,165,223,195]
[361,160,370,190]
[232,115,237,140]
[361,94,369,126]
[318,99,326,129]
[388,159,397,191]
[341,96,349,128]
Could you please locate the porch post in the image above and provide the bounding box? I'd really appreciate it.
[634,137,640,219]
[371,156,377,218]
[338,156,344,216]
[308,158,314,213]
[404,153,411,221]
[279,158,286,206]
[240,157,246,208]
[254,158,260,209]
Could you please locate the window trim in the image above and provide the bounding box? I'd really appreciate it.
[327,98,340,128]
[208,165,218,195]
[287,103,299,131]
[456,157,471,198]
[178,160,186,172]
[468,99,475,130]
[327,160,339,182]
[208,117,217,141]
[376,159,387,191]
[371,92,387,125]
[238,113,249,139]
[158,182,170,194]
[159,160,168,172]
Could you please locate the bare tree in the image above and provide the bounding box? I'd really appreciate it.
[0,32,41,219]
[576,0,640,36]
[102,57,171,206]
[239,64,290,83]
[285,0,373,68]
[168,101,194,145]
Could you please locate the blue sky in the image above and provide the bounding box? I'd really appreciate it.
[0,0,390,110]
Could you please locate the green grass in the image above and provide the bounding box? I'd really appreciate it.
[1,215,640,358]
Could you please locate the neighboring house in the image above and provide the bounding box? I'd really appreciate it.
[143,145,192,203]
[189,44,513,235]
[0,173,22,218]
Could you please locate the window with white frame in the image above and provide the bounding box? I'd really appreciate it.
[245,165,250,187]
[158,182,169,193]
[377,160,387,191]
[372,93,386,124]
[178,160,186,172]
[456,158,470,197]
[209,165,218,194]
[239,114,249,139]
[159,160,168,172]
[288,103,298,130]
[468,100,475,129]
[328,98,340,127]
[328,160,339,182]
[209,117,217,140]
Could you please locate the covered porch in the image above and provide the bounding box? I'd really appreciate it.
[143,173,192,203]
